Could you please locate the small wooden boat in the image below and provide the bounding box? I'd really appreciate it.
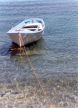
[7,18,45,47]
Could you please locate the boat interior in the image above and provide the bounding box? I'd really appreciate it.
[23,25,41,31]
[15,19,43,32]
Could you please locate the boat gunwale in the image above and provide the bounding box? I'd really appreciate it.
[7,18,45,34]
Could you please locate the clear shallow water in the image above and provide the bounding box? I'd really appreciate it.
[0,0,78,108]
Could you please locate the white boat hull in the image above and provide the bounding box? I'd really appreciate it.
[8,31,43,46]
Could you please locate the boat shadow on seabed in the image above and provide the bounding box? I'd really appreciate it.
[0,38,45,57]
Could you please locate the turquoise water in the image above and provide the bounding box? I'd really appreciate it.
[0,0,78,107]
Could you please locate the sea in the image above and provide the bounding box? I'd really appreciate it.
[0,0,78,108]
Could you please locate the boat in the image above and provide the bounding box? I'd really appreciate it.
[7,18,45,47]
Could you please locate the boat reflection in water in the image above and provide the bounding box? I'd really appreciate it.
[9,38,45,57]
[8,38,45,67]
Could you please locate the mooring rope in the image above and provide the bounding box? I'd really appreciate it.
[18,33,55,108]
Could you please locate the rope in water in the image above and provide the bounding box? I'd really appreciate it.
[18,33,55,108]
